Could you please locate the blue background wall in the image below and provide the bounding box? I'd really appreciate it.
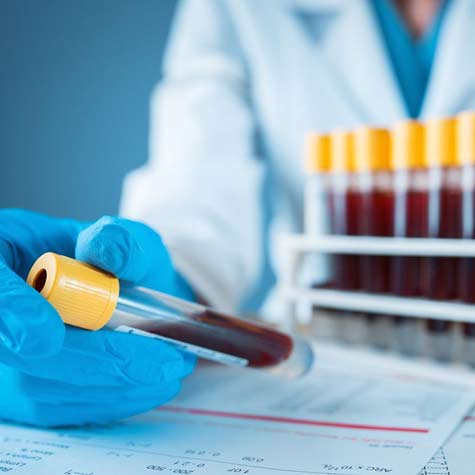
[0,0,177,220]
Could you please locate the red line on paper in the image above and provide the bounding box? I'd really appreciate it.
[464,416,475,422]
[159,406,429,433]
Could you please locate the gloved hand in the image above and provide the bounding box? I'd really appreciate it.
[0,209,196,427]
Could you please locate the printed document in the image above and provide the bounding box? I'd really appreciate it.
[420,409,475,475]
[0,353,473,475]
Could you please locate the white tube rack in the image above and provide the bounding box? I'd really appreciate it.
[278,234,475,324]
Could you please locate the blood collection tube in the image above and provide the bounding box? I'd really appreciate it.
[329,130,367,344]
[330,131,360,289]
[27,253,314,378]
[423,117,462,361]
[457,111,475,365]
[354,127,394,348]
[304,133,335,339]
[391,120,428,355]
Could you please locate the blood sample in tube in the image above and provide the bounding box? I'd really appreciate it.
[423,117,462,361]
[328,131,367,345]
[354,127,394,348]
[330,131,362,290]
[391,120,428,355]
[354,127,394,293]
[27,253,313,378]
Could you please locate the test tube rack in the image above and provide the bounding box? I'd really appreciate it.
[278,234,475,323]
[278,234,475,375]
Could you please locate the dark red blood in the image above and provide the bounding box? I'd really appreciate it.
[136,309,293,368]
[330,190,365,290]
[424,186,463,334]
[361,190,395,293]
[392,190,429,297]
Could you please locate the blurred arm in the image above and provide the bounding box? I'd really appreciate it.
[120,0,264,312]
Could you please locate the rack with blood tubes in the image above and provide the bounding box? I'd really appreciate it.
[300,111,475,365]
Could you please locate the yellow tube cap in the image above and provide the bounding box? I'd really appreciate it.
[457,111,475,165]
[392,120,426,169]
[354,127,391,171]
[331,130,356,172]
[27,253,119,330]
[306,133,331,173]
[426,117,458,167]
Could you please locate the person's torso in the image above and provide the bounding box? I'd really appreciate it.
[225,0,475,314]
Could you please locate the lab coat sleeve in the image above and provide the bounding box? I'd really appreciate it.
[120,0,264,312]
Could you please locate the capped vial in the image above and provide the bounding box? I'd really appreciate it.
[390,120,428,356]
[354,127,394,349]
[27,253,313,378]
[423,117,461,361]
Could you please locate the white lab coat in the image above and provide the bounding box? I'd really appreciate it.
[120,0,475,317]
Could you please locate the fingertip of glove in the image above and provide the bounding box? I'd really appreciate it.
[75,216,147,282]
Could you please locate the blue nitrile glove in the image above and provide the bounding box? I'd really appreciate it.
[0,209,196,427]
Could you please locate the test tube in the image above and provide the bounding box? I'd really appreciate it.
[390,120,427,356]
[354,127,394,349]
[423,117,462,361]
[27,253,314,378]
[328,130,367,344]
[457,111,475,365]
[330,131,360,290]
[304,133,336,340]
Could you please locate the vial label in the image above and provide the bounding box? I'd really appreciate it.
[115,325,249,367]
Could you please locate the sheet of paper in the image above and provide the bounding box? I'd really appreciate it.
[419,410,475,475]
[0,353,473,475]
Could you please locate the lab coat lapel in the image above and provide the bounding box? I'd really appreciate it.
[291,0,406,125]
[422,0,475,117]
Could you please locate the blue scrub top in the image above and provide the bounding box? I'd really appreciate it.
[372,0,450,118]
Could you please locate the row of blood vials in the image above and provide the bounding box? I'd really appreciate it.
[304,111,475,363]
